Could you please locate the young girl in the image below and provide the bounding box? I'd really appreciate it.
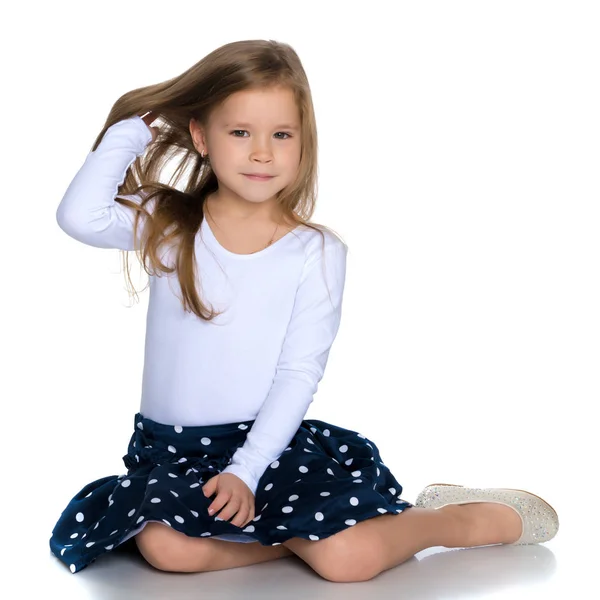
[50,39,559,582]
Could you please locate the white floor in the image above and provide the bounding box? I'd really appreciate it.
[25,525,584,600]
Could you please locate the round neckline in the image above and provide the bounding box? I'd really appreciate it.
[201,217,302,260]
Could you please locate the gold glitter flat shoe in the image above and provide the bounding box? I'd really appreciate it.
[414,482,559,545]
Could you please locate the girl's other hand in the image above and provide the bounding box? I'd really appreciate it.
[202,473,256,528]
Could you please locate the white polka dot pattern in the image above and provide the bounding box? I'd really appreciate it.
[49,413,413,574]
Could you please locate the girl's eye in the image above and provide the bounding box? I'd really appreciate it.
[230,130,291,139]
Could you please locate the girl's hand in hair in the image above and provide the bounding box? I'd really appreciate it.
[139,111,159,142]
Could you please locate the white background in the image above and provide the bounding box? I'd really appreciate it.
[2,0,597,597]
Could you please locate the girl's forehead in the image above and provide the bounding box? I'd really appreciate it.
[215,88,300,123]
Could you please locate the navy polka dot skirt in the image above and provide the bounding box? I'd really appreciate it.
[50,412,414,573]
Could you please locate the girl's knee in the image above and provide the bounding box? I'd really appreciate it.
[289,533,383,583]
[134,522,211,572]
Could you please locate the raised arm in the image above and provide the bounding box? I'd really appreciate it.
[56,115,155,250]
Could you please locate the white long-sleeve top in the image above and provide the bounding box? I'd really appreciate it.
[56,115,348,501]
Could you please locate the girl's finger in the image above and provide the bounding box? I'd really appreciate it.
[232,505,249,528]
[140,111,155,125]
[208,495,225,515]
[218,499,243,524]
[208,489,235,515]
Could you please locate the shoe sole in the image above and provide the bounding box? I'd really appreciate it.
[425,482,558,516]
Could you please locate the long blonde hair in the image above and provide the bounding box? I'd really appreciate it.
[92,39,345,320]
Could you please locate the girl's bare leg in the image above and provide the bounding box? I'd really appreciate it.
[282,503,523,582]
[135,522,294,573]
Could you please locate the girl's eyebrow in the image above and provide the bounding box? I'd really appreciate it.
[225,122,300,131]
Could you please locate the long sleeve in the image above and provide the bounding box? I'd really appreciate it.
[55,116,153,250]
[221,237,348,496]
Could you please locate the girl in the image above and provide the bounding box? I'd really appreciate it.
[50,39,559,582]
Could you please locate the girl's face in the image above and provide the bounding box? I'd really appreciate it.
[190,86,302,209]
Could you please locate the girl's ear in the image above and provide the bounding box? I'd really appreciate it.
[189,118,206,152]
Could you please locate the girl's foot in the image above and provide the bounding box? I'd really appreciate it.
[441,502,523,546]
